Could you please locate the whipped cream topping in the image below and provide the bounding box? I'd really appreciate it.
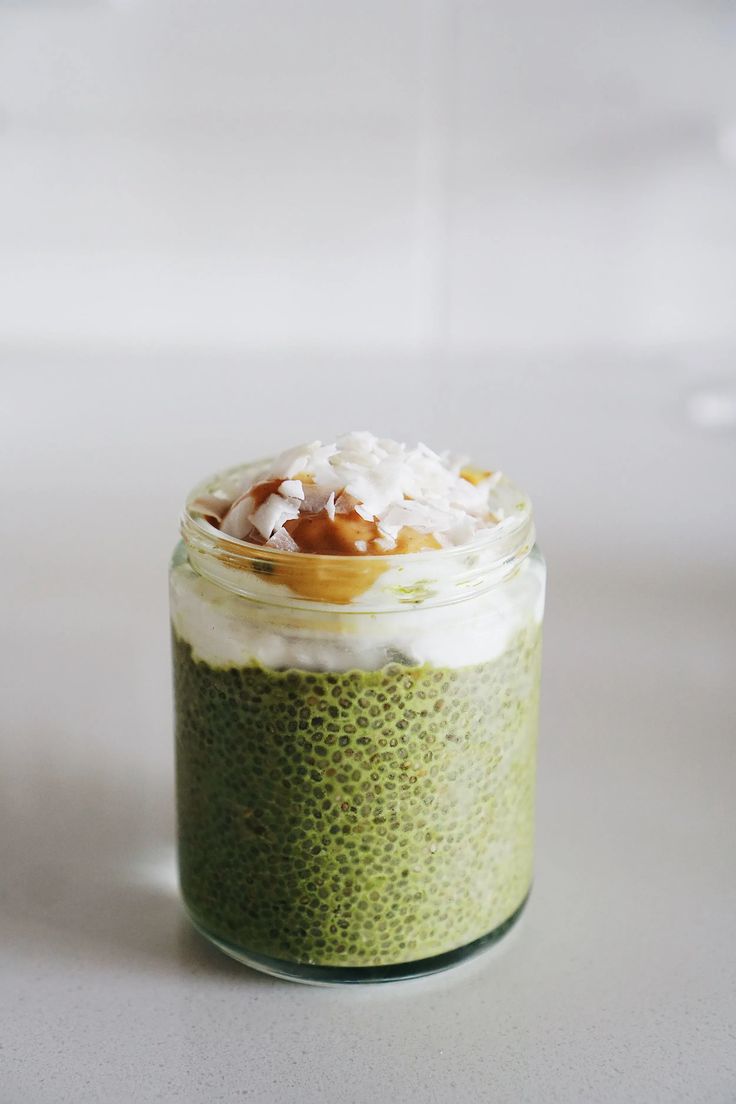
[170,548,546,671]
[194,432,502,555]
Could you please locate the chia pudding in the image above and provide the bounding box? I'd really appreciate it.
[171,432,545,982]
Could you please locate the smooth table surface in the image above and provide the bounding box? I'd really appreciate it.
[1,355,735,1103]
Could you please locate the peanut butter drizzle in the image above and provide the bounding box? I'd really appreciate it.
[275,512,439,602]
[212,482,442,604]
[284,512,440,557]
[212,522,387,604]
[247,478,287,510]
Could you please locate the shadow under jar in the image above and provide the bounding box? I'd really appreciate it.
[170,461,545,984]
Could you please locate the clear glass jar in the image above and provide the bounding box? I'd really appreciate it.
[171,461,545,984]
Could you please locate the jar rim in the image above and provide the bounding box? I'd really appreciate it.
[179,459,536,610]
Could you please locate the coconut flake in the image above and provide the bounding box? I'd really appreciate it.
[220,494,255,539]
[191,494,231,524]
[334,491,356,515]
[301,486,329,513]
[279,479,304,500]
[268,444,312,479]
[231,431,502,552]
[377,503,414,531]
[251,493,300,540]
[354,502,375,522]
[266,527,300,552]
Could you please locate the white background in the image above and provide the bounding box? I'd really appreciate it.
[2,0,736,353]
[1,3,735,1103]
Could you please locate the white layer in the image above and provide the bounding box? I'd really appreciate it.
[170,551,545,672]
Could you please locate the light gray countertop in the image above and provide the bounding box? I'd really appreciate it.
[1,354,734,1103]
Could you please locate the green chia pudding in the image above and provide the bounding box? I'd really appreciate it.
[171,432,545,979]
[174,627,541,967]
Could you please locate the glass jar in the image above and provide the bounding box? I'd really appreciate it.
[171,460,545,984]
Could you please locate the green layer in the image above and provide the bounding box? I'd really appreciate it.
[174,627,541,967]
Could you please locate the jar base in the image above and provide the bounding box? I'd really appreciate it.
[186,892,529,986]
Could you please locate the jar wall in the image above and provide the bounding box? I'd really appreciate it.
[171,542,545,981]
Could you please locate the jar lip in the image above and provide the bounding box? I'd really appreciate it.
[182,509,532,566]
[179,459,536,609]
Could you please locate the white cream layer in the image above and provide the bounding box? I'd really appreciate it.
[170,551,545,672]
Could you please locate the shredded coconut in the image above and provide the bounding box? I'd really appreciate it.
[278,479,304,500]
[217,431,501,553]
[266,527,300,552]
[219,494,254,539]
[251,494,301,540]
